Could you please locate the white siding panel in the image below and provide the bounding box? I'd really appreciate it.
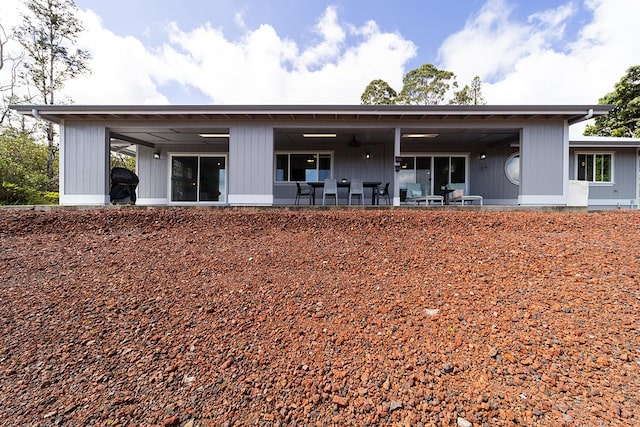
[229,125,274,202]
[521,122,565,202]
[136,146,167,199]
[62,123,109,198]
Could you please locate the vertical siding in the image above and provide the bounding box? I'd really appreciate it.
[569,147,637,200]
[63,123,108,195]
[137,146,167,199]
[470,146,519,200]
[521,123,565,196]
[229,125,274,196]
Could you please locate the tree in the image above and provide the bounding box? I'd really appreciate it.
[1,23,35,130]
[584,65,640,138]
[397,64,456,105]
[14,0,90,186]
[0,129,57,204]
[449,76,486,105]
[361,79,398,105]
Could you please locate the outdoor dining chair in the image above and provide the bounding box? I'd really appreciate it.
[377,182,390,205]
[294,182,312,205]
[322,179,338,205]
[348,179,365,205]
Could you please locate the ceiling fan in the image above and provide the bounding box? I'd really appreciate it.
[346,134,361,148]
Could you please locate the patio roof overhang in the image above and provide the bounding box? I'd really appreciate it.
[10,104,612,125]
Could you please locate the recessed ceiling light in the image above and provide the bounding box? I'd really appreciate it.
[402,133,438,138]
[199,133,229,138]
[302,133,337,138]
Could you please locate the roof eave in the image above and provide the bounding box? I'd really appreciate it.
[9,104,614,123]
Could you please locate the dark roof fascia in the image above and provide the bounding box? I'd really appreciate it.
[9,104,613,124]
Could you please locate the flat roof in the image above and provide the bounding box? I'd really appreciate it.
[10,104,612,124]
[570,135,640,147]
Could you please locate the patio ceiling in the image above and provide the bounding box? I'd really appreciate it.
[106,126,521,150]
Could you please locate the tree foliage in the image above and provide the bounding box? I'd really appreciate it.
[13,0,90,183]
[397,64,456,105]
[584,65,640,138]
[360,64,485,106]
[0,130,57,204]
[449,76,486,105]
[361,79,398,105]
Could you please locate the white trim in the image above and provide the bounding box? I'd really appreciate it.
[168,152,228,204]
[563,121,570,210]
[573,151,615,183]
[518,195,566,205]
[228,194,273,205]
[273,150,334,182]
[60,194,109,205]
[59,122,65,199]
[136,198,169,205]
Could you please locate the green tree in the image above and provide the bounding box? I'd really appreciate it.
[14,0,91,186]
[110,152,136,171]
[584,65,640,137]
[397,64,456,105]
[0,129,57,204]
[360,79,398,105]
[450,76,486,105]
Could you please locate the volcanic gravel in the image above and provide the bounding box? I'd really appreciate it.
[0,208,639,427]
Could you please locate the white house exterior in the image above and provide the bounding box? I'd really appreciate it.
[12,104,637,209]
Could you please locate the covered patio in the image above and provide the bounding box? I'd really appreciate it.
[10,104,611,207]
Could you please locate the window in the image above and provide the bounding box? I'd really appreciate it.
[275,152,332,182]
[576,153,613,183]
[171,155,226,202]
[504,152,520,185]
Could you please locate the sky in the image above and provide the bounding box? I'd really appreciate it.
[1,0,639,117]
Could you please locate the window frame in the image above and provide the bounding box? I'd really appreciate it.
[274,151,334,183]
[504,152,520,186]
[575,151,614,185]
[399,153,470,192]
[168,152,228,204]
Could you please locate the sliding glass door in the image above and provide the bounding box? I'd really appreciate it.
[400,155,467,199]
[171,155,226,203]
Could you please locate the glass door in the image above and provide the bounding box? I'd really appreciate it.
[199,157,226,202]
[433,156,466,197]
[171,155,226,203]
[171,156,198,202]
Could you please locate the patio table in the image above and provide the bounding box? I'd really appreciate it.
[307,181,381,205]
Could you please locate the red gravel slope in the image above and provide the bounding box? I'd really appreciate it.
[0,209,638,426]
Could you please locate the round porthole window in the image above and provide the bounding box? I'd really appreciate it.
[505,152,520,185]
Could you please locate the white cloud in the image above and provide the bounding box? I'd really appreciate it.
[1,1,416,105]
[149,6,416,104]
[3,0,638,114]
[64,9,169,105]
[439,0,640,107]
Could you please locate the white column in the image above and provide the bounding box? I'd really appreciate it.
[393,127,401,206]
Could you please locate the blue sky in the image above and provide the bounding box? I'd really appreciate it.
[73,0,587,71]
[1,0,639,113]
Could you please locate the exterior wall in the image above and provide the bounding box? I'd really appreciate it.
[228,125,274,205]
[59,115,627,208]
[520,122,566,205]
[470,146,520,204]
[59,122,110,205]
[136,146,168,205]
[569,147,639,208]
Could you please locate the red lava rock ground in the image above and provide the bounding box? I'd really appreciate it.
[0,208,639,427]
